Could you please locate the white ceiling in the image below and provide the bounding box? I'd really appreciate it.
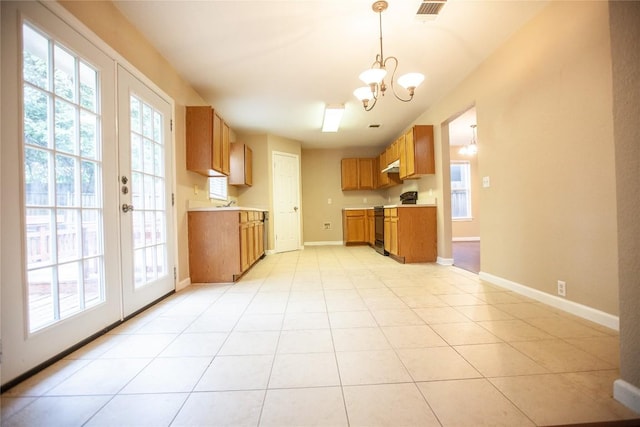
[113,0,546,150]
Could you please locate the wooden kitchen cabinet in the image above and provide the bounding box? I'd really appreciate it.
[366,209,375,246]
[222,119,230,175]
[386,138,400,163]
[343,209,367,245]
[358,158,376,189]
[341,158,359,190]
[399,125,435,179]
[186,106,230,177]
[384,206,437,263]
[341,158,376,190]
[188,209,265,282]
[230,142,253,186]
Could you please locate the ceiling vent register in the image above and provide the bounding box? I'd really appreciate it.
[416,0,446,19]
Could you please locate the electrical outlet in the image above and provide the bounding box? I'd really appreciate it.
[557,280,566,297]
[323,222,332,230]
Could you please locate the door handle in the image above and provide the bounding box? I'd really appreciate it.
[293,206,298,212]
[122,204,135,213]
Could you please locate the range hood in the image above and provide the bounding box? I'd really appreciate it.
[381,159,400,173]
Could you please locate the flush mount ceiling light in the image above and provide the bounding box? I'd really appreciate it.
[459,124,478,156]
[321,104,345,132]
[353,0,425,111]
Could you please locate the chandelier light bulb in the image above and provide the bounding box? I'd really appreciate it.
[353,86,374,102]
[359,68,387,85]
[397,73,425,91]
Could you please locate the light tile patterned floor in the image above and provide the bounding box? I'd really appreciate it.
[2,246,639,426]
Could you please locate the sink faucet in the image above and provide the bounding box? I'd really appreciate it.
[223,200,236,207]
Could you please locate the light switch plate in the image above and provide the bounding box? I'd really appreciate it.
[482,176,491,188]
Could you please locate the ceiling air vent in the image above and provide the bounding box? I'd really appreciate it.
[416,0,446,20]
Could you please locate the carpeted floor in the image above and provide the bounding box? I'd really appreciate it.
[452,240,480,273]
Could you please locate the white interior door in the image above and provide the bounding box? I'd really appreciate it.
[117,66,175,317]
[1,2,120,384]
[272,151,301,253]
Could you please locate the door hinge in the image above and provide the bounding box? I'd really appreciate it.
[172,193,175,206]
[173,267,177,281]
[170,119,173,132]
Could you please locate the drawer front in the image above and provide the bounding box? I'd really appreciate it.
[239,211,249,223]
[345,209,365,217]
[384,208,398,217]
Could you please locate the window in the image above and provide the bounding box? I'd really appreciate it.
[209,176,228,201]
[451,161,472,219]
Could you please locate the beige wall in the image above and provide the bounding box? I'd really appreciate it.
[301,147,388,244]
[609,0,640,400]
[450,146,480,240]
[393,1,619,315]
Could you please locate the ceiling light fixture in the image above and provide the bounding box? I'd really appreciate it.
[321,104,345,132]
[459,124,478,156]
[354,1,425,111]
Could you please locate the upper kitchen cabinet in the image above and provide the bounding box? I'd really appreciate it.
[399,125,435,179]
[222,119,230,175]
[229,142,253,186]
[358,158,376,189]
[385,138,400,164]
[186,106,230,177]
[341,158,376,191]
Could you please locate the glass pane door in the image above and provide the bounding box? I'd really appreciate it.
[129,93,167,288]
[23,22,106,332]
[118,65,174,317]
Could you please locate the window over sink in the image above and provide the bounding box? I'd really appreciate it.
[209,176,228,201]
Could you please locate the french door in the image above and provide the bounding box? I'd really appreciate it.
[117,66,174,317]
[1,2,174,386]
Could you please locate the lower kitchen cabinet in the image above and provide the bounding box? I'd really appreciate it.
[384,206,437,263]
[366,209,375,246]
[188,209,265,283]
[342,209,367,245]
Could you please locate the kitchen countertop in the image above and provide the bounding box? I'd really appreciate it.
[382,204,437,208]
[188,206,267,212]
[343,203,436,210]
[187,200,267,212]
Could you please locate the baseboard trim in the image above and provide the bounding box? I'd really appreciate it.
[479,271,619,331]
[177,277,191,291]
[437,257,454,266]
[304,241,343,246]
[452,237,480,242]
[614,379,640,413]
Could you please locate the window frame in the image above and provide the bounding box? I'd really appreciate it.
[208,176,228,201]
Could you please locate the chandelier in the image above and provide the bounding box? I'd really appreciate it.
[459,124,478,156]
[353,1,425,111]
